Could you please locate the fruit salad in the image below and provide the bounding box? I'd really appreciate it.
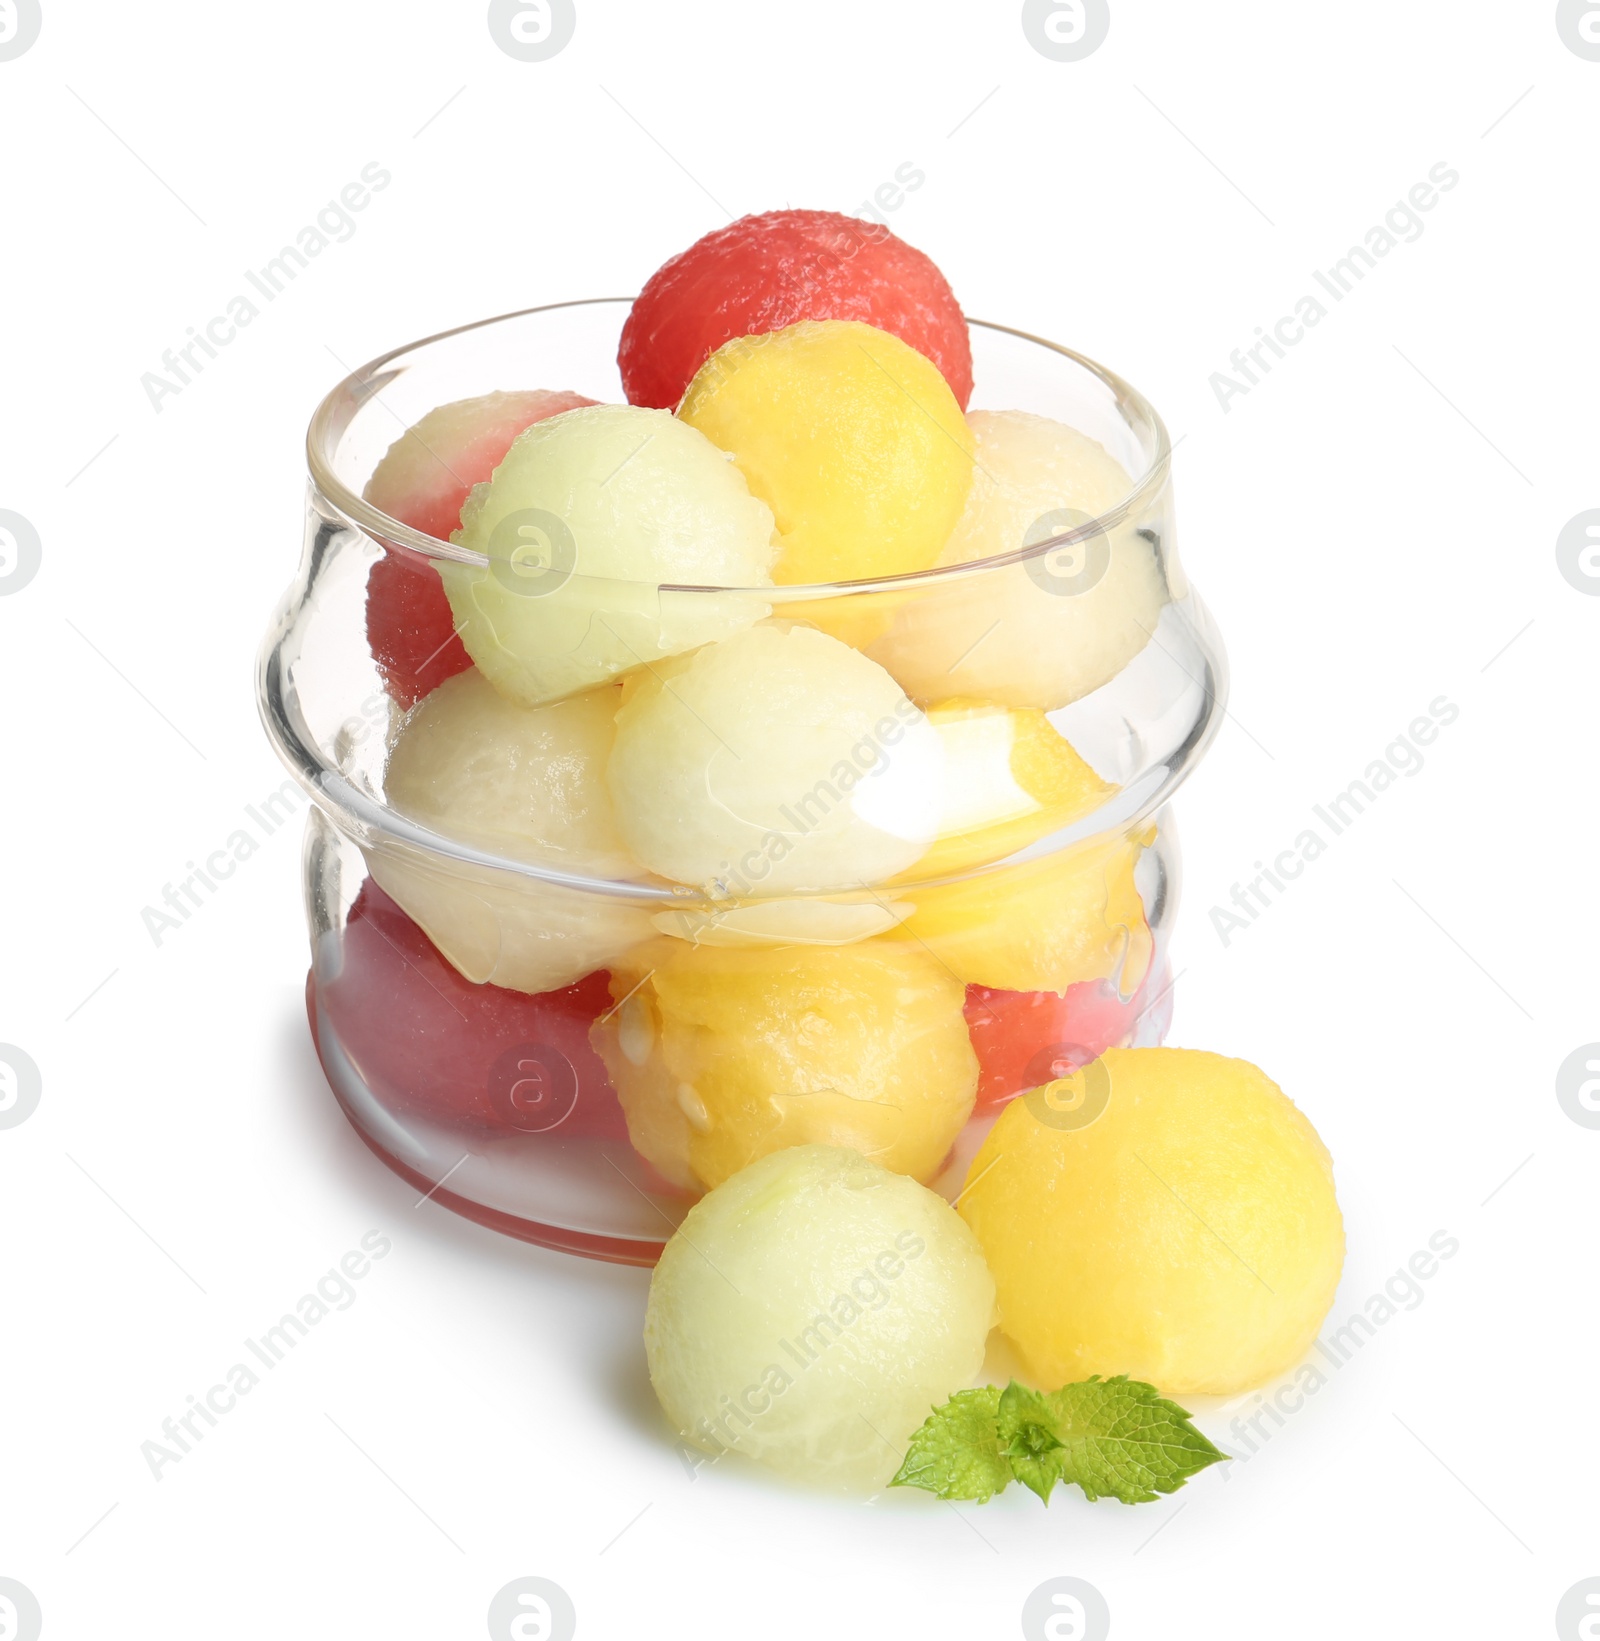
[325,208,1185,1235]
[273,210,1345,1504]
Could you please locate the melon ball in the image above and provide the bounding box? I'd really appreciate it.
[646,1145,995,1490]
[363,389,595,709]
[323,881,623,1140]
[679,321,975,585]
[366,389,597,544]
[438,405,778,706]
[901,830,1154,995]
[591,938,978,1193]
[383,669,636,875]
[364,847,654,997]
[368,670,655,993]
[959,1049,1345,1395]
[606,623,941,894]
[619,208,972,412]
[907,699,1116,880]
[867,411,1170,710]
[649,892,911,950]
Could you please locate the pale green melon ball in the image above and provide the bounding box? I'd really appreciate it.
[440,404,778,706]
[607,622,941,894]
[370,670,654,993]
[383,668,636,877]
[868,410,1170,711]
[365,845,655,997]
[645,1145,996,1491]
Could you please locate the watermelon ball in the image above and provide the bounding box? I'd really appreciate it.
[363,390,595,709]
[364,554,471,711]
[320,878,627,1140]
[619,208,973,413]
[963,979,1151,1113]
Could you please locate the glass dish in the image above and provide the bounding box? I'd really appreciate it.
[259,298,1227,1264]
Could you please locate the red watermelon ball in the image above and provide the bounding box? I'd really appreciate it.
[619,209,973,411]
[362,389,595,708]
[320,878,627,1141]
[963,980,1147,1113]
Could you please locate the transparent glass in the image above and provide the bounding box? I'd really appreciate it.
[259,299,1227,1264]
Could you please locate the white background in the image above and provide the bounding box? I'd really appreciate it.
[2,2,1596,1637]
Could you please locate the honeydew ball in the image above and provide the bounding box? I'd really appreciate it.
[646,1145,996,1490]
[943,411,1134,568]
[606,622,941,894]
[439,405,778,706]
[384,669,636,876]
[679,320,975,585]
[364,847,654,998]
[370,670,654,993]
[867,411,1169,710]
[591,938,978,1193]
[959,1049,1344,1395]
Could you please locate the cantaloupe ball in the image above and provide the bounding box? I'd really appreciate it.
[900,829,1154,995]
[959,1049,1344,1395]
[678,320,975,585]
[368,670,654,993]
[867,410,1169,710]
[646,1145,996,1490]
[591,938,978,1193]
[905,699,1116,880]
[606,623,941,894]
[438,405,777,705]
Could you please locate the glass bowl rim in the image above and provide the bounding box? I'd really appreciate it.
[304,296,1175,598]
[269,297,1223,902]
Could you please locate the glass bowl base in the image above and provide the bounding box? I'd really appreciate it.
[306,973,670,1265]
[304,960,1175,1267]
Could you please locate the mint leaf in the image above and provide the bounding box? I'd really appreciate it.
[890,1387,1012,1502]
[1041,1375,1227,1504]
[996,1382,1066,1503]
[892,1377,1226,1507]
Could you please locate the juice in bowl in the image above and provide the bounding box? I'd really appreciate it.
[258,222,1227,1266]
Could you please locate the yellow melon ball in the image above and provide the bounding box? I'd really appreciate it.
[905,698,1116,880]
[439,404,777,706]
[606,622,941,894]
[679,320,975,585]
[959,1048,1345,1395]
[646,1145,996,1491]
[369,670,654,993]
[867,410,1170,710]
[591,938,978,1193]
[899,829,1153,995]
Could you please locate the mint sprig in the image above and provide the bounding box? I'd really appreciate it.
[890,1386,1012,1503]
[892,1376,1226,1506]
